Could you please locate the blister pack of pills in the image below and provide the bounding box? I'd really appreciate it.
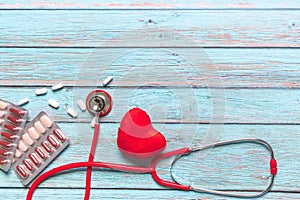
[13,111,70,185]
[0,99,28,172]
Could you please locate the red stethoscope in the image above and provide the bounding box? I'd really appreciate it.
[26,90,277,199]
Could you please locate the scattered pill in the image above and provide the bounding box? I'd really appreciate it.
[40,115,53,128]
[18,140,28,152]
[17,98,29,106]
[15,149,22,158]
[34,121,46,134]
[22,133,34,146]
[67,108,78,118]
[17,165,28,178]
[51,83,64,91]
[48,99,60,109]
[28,127,41,140]
[102,76,113,86]
[35,88,48,96]
[77,99,86,111]
[0,101,8,110]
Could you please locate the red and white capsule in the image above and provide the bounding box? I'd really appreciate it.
[53,129,66,142]
[7,115,23,125]
[16,165,28,178]
[23,159,34,171]
[35,147,46,160]
[41,141,53,153]
[1,132,14,140]
[47,135,59,148]
[4,124,21,133]
[9,107,27,117]
[0,140,10,148]
[29,153,40,166]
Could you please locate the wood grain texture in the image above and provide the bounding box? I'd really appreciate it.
[1,1,299,199]
[1,87,300,124]
[1,48,300,88]
[0,123,298,192]
[0,10,299,47]
[0,0,300,9]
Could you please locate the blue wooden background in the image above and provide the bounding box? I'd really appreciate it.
[1,1,300,199]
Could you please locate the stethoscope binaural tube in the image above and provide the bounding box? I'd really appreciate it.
[169,138,277,198]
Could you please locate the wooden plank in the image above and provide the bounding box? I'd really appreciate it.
[1,87,300,124]
[0,189,299,200]
[0,10,299,47]
[1,48,300,88]
[0,123,298,192]
[0,0,300,9]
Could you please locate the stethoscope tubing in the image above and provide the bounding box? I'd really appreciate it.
[171,138,277,198]
[26,138,276,199]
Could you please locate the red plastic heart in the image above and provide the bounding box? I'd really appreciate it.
[117,108,167,159]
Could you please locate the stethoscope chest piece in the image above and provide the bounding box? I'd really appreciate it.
[86,89,113,117]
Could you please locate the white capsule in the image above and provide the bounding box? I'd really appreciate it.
[0,101,8,110]
[67,108,78,118]
[22,133,34,146]
[40,115,53,128]
[90,116,97,128]
[15,149,22,158]
[102,76,113,86]
[77,99,86,111]
[17,98,29,106]
[34,121,46,134]
[51,83,64,91]
[18,140,28,152]
[35,88,48,96]
[0,111,6,118]
[48,99,60,109]
[28,127,40,140]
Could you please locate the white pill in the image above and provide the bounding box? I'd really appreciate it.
[22,133,34,146]
[15,149,22,158]
[77,99,86,111]
[48,99,60,109]
[40,115,53,128]
[67,108,78,118]
[28,127,40,140]
[0,101,8,110]
[35,88,48,96]
[102,76,113,86]
[34,121,46,134]
[17,98,29,106]
[51,83,64,91]
[90,116,97,128]
[18,140,28,152]
[0,111,5,118]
